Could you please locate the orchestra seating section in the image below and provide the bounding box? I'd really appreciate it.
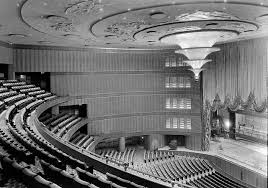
[95,147,249,188]
[136,154,248,188]
[0,79,259,188]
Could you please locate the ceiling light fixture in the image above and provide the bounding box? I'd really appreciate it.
[7,33,28,38]
[161,29,238,80]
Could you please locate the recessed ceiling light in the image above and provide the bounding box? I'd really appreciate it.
[38,41,52,44]
[127,8,131,11]
[16,3,20,7]
[150,12,166,19]
[104,34,117,39]
[146,30,157,33]
[43,2,48,6]
[7,33,27,38]
[205,23,219,26]
[243,30,254,32]
[99,8,103,12]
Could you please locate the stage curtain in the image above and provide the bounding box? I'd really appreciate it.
[203,37,268,111]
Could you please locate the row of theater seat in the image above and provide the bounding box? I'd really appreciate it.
[144,150,175,163]
[1,79,250,188]
[0,86,8,93]
[137,153,247,188]
[20,86,41,93]
[138,155,213,181]
[0,155,61,188]
[0,80,96,187]
[19,100,144,188]
[0,90,17,100]
[188,171,248,188]
[56,117,83,138]
[40,159,99,188]
[40,113,91,146]
[98,148,135,165]
[11,84,35,90]
[2,81,26,87]
[1,80,142,188]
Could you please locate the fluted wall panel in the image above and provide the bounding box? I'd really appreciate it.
[50,72,198,96]
[89,115,201,136]
[60,94,200,118]
[12,46,201,147]
[13,48,181,72]
[0,45,12,64]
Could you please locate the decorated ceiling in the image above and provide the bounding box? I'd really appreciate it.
[0,0,268,49]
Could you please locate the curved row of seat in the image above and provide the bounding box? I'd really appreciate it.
[11,84,35,90]
[137,153,248,188]
[1,80,144,188]
[144,150,175,163]
[138,155,213,181]
[0,155,61,188]
[0,90,17,100]
[21,87,41,93]
[98,147,136,165]
[0,86,8,93]
[2,81,26,87]
[1,79,250,188]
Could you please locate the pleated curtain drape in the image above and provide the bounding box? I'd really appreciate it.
[202,37,268,112]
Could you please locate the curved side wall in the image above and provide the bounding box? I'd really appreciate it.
[14,47,202,150]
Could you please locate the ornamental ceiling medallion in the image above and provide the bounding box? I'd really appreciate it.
[44,15,77,32]
[65,0,104,16]
[104,19,150,41]
[174,10,239,21]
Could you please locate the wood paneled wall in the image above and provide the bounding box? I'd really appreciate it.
[203,37,268,104]
[0,45,12,64]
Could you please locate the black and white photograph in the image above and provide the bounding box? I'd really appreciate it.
[0,0,267,187]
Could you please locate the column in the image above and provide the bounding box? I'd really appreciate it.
[119,137,125,152]
[144,134,165,151]
[8,64,15,80]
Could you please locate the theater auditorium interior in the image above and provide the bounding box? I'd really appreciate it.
[0,0,267,188]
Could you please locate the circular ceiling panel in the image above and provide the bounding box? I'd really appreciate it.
[21,0,268,49]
